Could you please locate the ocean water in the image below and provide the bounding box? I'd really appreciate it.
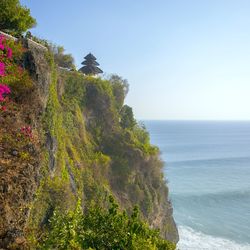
[144,121,250,250]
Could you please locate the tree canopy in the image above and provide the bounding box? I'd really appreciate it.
[109,74,129,110]
[50,45,75,70]
[120,105,136,129]
[0,0,36,35]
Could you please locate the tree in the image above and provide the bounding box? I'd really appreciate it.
[79,53,103,75]
[109,74,129,110]
[0,0,36,35]
[50,45,75,69]
[120,105,136,129]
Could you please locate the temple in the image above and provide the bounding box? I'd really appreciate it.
[79,53,103,75]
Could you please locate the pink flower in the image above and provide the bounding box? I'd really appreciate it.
[0,84,11,101]
[0,35,5,43]
[0,62,5,76]
[0,84,11,94]
[1,106,6,111]
[7,47,12,59]
[0,35,5,51]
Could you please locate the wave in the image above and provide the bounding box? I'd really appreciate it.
[165,156,250,167]
[178,225,250,250]
[172,189,250,202]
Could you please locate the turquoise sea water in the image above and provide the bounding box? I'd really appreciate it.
[144,121,250,250]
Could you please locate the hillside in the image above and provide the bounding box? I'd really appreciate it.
[0,34,178,249]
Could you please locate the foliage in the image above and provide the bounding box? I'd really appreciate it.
[120,105,136,129]
[84,76,120,141]
[132,123,158,155]
[133,123,150,145]
[0,0,36,35]
[63,71,86,107]
[108,74,129,110]
[50,44,75,70]
[41,197,176,250]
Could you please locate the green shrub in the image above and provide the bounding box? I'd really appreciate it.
[41,196,176,250]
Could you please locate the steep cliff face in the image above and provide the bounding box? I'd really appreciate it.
[0,38,178,249]
[0,39,51,249]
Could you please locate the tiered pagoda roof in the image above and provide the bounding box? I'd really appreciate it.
[79,53,103,75]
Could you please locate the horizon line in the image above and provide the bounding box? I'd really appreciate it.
[139,119,250,122]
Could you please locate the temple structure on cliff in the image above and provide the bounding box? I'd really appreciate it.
[79,53,103,75]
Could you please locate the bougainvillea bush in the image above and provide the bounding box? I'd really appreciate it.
[0,84,11,111]
[0,84,10,101]
[0,34,32,98]
[0,33,35,142]
[0,33,37,165]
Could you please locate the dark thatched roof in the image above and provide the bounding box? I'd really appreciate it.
[79,53,103,75]
[79,65,103,75]
[84,53,96,60]
[81,59,100,66]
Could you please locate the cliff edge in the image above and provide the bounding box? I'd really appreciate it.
[0,37,178,249]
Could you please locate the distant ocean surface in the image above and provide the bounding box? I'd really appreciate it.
[144,121,250,250]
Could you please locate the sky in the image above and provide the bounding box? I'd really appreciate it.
[20,0,250,120]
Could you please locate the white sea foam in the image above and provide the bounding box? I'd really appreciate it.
[177,226,250,250]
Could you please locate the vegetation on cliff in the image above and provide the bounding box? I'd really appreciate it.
[0,33,178,249]
[25,51,177,248]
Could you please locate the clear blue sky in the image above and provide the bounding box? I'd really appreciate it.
[21,0,250,120]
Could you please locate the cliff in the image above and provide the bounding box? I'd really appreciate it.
[0,37,178,249]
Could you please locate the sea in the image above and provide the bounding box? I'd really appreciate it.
[144,121,250,250]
